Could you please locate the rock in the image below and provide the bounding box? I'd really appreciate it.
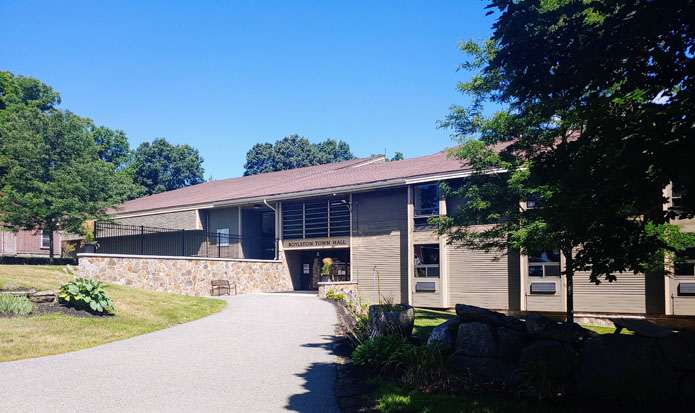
[525,313,596,344]
[450,354,521,388]
[427,316,461,353]
[578,335,677,401]
[525,313,557,334]
[658,332,695,371]
[681,371,695,403]
[28,290,56,303]
[368,304,414,338]
[519,340,574,379]
[455,304,525,332]
[497,326,526,361]
[456,322,497,357]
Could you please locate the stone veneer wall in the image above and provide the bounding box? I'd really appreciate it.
[318,281,359,299]
[78,253,293,297]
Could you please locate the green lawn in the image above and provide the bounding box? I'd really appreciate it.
[413,308,456,339]
[413,308,625,341]
[0,264,226,361]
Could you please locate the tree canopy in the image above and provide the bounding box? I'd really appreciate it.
[243,135,356,175]
[0,70,205,259]
[132,138,205,195]
[0,108,138,260]
[435,0,695,321]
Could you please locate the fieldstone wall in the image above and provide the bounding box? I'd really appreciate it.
[429,303,695,403]
[318,281,359,299]
[78,253,293,296]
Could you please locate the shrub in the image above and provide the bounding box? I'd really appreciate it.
[352,334,409,368]
[58,277,114,314]
[0,294,34,315]
[386,343,455,390]
[325,289,345,301]
[515,359,563,401]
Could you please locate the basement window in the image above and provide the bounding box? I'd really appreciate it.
[528,250,561,277]
[414,244,440,277]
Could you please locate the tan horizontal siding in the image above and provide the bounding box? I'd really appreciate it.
[526,295,563,312]
[118,210,201,230]
[446,246,510,310]
[352,189,408,304]
[673,297,695,316]
[413,231,438,244]
[412,289,442,307]
[573,271,646,314]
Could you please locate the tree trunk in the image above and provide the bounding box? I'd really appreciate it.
[564,249,574,323]
[48,231,54,264]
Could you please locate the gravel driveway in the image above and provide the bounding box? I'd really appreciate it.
[0,293,339,412]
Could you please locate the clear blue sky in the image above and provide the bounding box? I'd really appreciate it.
[1,0,496,179]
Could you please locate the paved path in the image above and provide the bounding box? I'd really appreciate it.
[0,293,339,412]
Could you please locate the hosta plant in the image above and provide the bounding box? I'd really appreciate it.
[58,276,114,314]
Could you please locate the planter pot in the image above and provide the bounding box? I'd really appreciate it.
[368,303,415,338]
[320,275,330,282]
[84,244,96,253]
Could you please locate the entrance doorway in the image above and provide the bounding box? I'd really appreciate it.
[285,248,350,290]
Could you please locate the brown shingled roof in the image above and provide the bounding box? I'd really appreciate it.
[116,149,474,215]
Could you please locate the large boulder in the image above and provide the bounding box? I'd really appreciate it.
[456,322,497,357]
[578,335,677,401]
[497,326,527,361]
[681,371,695,403]
[519,340,574,379]
[450,354,521,388]
[427,317,461,353]
[456,304,525,332]
[525,313,596,345]
[658,332,695,371]
[368,304,414,338]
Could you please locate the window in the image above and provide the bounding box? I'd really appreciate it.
[414,244,440,277]
[675,247,695,276]
[414,184,439,216]
[261,212,275,236]
[216,228,230,247]
[40,230,50,249]
[281,198,350,240]
[526,193,540,209]
[528,250,561,277]
[672,181,686,210]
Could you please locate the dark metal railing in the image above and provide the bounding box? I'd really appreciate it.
[93,222,277,260]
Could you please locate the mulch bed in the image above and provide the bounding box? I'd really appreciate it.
[0,300,110,319]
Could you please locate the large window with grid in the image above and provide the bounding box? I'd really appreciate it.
[282,198,350,240]
[414,244,440,277]
[528,250,561,277]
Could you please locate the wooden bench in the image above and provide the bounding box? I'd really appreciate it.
[610,317,673,338]
[210,280,236,296]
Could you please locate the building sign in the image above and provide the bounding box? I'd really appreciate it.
[283,236,349,250]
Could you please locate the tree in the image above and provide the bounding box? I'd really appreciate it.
[243,134,356,175]
[370,151,405,161]
[89,125,132,170]
[316,139,355,163]
[0,70,61,122]
[132,138,205,195]
[0,108,137,261]
[435,0,695,322]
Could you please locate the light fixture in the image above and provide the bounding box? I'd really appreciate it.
[252,204,262,210]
